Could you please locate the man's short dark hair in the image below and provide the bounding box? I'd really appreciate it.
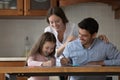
[78,17,99,35]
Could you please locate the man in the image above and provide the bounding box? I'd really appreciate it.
[60,17,120,80]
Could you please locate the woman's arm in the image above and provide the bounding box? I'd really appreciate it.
[57,36,76,57]
[98,34,109,43]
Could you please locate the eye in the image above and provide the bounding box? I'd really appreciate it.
[49,21,53,25]
[45,47,49,50]
[50,48,54,51]
[55,20,60,23]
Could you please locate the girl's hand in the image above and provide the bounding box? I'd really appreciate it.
[42,58,55,67]
[50,58,56,66]
[42,60,52,67]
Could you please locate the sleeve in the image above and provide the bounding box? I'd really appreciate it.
[63,43,71,58]
[44,26,52,32]
[104,43,120,66]
[70,23,79,38]
[27,56,43,66]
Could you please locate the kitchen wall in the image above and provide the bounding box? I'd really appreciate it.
[0,19,47,57]
[0,2,120,57]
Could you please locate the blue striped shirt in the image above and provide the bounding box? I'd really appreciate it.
[63,38,120,80]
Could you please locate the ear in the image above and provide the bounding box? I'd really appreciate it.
[92,33,97,39]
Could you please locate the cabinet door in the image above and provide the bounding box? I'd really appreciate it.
[0,0,23,16]
[24,0,57,16]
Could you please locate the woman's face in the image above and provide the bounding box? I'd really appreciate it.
[48,14,65,31]
[42,41,55,57]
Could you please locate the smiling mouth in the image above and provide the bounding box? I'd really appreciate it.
[44,52,51,60]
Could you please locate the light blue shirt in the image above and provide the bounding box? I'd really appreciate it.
[63,38,120,80]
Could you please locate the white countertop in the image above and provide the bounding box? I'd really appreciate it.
[0,57,26,61]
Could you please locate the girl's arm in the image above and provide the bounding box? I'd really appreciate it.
[27,56,55,67]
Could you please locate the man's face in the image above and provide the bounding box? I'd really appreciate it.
[78,28,96,47]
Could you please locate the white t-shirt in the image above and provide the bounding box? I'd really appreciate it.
[44,22,78,66]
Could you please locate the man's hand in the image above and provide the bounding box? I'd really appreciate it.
[60,57,70,66]
[86,60,104,66]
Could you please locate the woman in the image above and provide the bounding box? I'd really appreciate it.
[27,32,56,80]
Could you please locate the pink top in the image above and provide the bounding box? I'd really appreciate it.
[27,53,55,80]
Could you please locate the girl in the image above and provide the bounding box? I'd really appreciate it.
[27,32,56,80]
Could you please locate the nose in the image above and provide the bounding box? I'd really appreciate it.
[53,22,57,27]
[79,34,82,38]
[47,49,52,53]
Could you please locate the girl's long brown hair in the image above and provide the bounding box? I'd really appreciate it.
[28,32,56,57]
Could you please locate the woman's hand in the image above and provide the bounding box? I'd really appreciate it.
[66,36,76,43]
[98,34,109,43]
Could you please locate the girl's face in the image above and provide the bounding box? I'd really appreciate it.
[42,41,55,57]
[48,14,65,31]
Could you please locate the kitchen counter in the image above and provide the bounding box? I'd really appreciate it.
[0,57,26,61]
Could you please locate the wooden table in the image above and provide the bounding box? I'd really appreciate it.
[0,66,120,80]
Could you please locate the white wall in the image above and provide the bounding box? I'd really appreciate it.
[62,3,120,80]
[0,2,120,57]
[63,2,120,47]
[0,19,48,57]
